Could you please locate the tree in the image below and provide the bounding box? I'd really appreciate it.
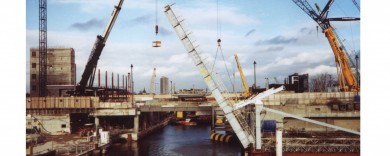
[309,73,336,92]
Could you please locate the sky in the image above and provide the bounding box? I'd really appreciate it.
[26,0,360,94]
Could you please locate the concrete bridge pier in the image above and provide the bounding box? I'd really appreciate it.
[132,113,139,141]
[131,111,170,141]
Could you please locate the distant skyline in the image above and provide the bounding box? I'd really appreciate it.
[26,0,360,93]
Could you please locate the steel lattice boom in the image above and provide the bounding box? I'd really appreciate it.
[39,0,47,97]
[164,4,255,148]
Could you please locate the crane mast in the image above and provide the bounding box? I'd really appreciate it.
[234,53,250,97]
[150,68,156,95]
[75,0,124,95]
[292,0,359,92]
[39,0,47,97]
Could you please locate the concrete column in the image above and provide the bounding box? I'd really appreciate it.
[95,117,99,131]
[255,105,261,150]
[131,142,139,156]
[132,114,139,141]
[211,107,215,132]
[276,121,283,156]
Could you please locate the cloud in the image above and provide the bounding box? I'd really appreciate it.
[167,54,190,64]
[254,35,298,46]
[130,14,153,25]
[70,18,104,31]
[245,29,256,37]
[302,65,337,76]
[257,46,284,53]
[176,4,258,28]
[299,27,308,33]
[158,26,172,36]
[300,27,316,35]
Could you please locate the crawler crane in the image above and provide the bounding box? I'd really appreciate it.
[292,0,360,92]
[75,0,124,95]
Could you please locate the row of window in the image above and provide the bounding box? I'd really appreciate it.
[32,51,74,57]
[31,64,74,70]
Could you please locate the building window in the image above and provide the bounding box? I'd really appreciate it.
[32,63,36,68]
[32,85,36,91]
[61,124,66,128]
[32,52,36,57]
[32,74,36,80]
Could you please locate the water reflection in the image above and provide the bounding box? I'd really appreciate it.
[106,125,242,156]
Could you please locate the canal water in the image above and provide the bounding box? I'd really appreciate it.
[106,125,243,156]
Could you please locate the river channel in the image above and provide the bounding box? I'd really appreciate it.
[105,125,242,156]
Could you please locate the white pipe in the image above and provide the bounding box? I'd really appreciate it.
[263,107,360,135]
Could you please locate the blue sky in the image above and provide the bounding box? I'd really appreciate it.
[26,0,360,93]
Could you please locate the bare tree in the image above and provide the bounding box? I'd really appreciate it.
[309,73,336,92]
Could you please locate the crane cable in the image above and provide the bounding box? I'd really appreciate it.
[155,0,158,36]
[211,0,234,91]
[333,1,358,52]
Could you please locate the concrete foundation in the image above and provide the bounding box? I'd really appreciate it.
[27,114,71,134]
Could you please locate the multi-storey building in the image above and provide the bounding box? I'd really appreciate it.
[160,76,169,95]
[30,48,76,96]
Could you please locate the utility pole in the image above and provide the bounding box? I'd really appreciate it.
[253,61,257,89]
[131,64,134,107]
[127,72,130,101]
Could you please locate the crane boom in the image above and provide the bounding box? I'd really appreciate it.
[75,0,124,95]
[292,0,359,92]
[324,28,357,91]
[164,5,255,148]
[234,53,250,97]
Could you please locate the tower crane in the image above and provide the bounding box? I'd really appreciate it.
[150,68,156,95]
[75,0,124,95]
[38,0,47,96]
[292,0,360,92]
[273,77,280,84]
[234,53,251,97]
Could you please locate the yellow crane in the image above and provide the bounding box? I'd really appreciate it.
[234,53,251,97]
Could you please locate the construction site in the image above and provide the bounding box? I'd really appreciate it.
[25,0,361,156]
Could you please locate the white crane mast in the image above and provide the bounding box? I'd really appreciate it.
[150,68,156,94]
[164,5,255,148]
